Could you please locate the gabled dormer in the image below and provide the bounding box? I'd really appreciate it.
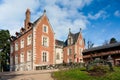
[68,28,73,45]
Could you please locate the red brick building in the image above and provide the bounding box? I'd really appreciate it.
[10,9,85,71]
[63,29,85,63]
[10,9,55,71]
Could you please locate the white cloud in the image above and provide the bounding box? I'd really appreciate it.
[114,10,120,17]
[0,0,92,40]
[88,10,108,20]
[0,0,40,35]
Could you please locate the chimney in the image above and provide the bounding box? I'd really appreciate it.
[24,8,31,31]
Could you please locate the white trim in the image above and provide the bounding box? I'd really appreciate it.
[15,42,18,51]
[10,45,13,53]
[33,25,36,70]
[42,35,49,47]
[27,34,32,45]
[20,38,24,48]
[41,51,49,62]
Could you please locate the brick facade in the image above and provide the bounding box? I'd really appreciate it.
[63,30,85,63]
[10,9,85,71]
[10,9,55,71]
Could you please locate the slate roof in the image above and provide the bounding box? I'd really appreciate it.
[55,39,64,46]
[64,32,80,47]
[83,42,120,53]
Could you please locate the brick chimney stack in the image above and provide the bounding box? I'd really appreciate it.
[24,8,31,31]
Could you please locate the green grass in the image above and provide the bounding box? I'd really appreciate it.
[52,67,120,80]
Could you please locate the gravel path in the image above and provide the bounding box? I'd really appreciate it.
[0,69,58,80]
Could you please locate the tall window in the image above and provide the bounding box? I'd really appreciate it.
[68,59,72,63]
[27,50,32,61]
[42,52,48,62]
[68,36,73,45]
[79,39,82,45]
[20,52,24,63]
[80,48,83,55]
[27,34,32,45]
[15,42,18,51]
[10,56,13,65]
[42,36,49,47]
[20,39,24,48]
[43,25,48,33]
[68,48,72,55]
[10,45,13,53]
[15,54,18,64]
[56,53,60,60]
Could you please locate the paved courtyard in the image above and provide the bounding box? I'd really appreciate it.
[0,69,58,80]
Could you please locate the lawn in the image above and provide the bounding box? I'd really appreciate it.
[52,67,120,80]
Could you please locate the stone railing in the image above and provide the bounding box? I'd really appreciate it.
[36,62,85,70]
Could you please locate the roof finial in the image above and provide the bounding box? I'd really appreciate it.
[69,28,71,33]
[80,28,82,33]
[44,9,46,13]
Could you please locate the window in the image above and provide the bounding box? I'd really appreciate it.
[27,50,32,61]
[15,42,18,51]
[43,25,48,33]
[79,39,82,45]
[42,52,48,62]
[56,53,60,60]
[15,54,18,64]
[68,48,72,55]
[10,45,13,53]
[20,39,24,48]
[10,56,13,65]
[42,36,49,47]
[27,34,32,45]
[80,48,83,55]
[20,52,24,63]
[68,36,73,45]
[68,59,72,63]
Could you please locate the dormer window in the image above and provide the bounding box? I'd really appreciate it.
[68,36,73,45]
[43,24,48,33]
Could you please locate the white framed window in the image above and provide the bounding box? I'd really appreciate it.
[10,45,13,53]
[42,36,49,47]
[67,48,72,55]
[27,34,32,45]
[10,56,13,65]
[20,39,24,48]
[42,51,49,62]
[79,39,82,45]
[15,54,18,64]
[20,52,24,63]
[68,58,72,63]
[80,48,83,55]
[43,24,48,33]
[56,53,60,60]
[27,50,32,61]
[68,36,73,45]
[15,42,18,51]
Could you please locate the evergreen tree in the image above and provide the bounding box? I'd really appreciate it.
[0,30,10,72]
[109,37,117,44]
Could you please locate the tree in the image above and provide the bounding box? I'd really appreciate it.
[109,37,117,44]
[87,41,94,49]
[103,40,109,45]
[0,30,10,72]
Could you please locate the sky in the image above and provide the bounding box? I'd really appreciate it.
[0,0,120,47]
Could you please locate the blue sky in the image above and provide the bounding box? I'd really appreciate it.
[0,0,120,47]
